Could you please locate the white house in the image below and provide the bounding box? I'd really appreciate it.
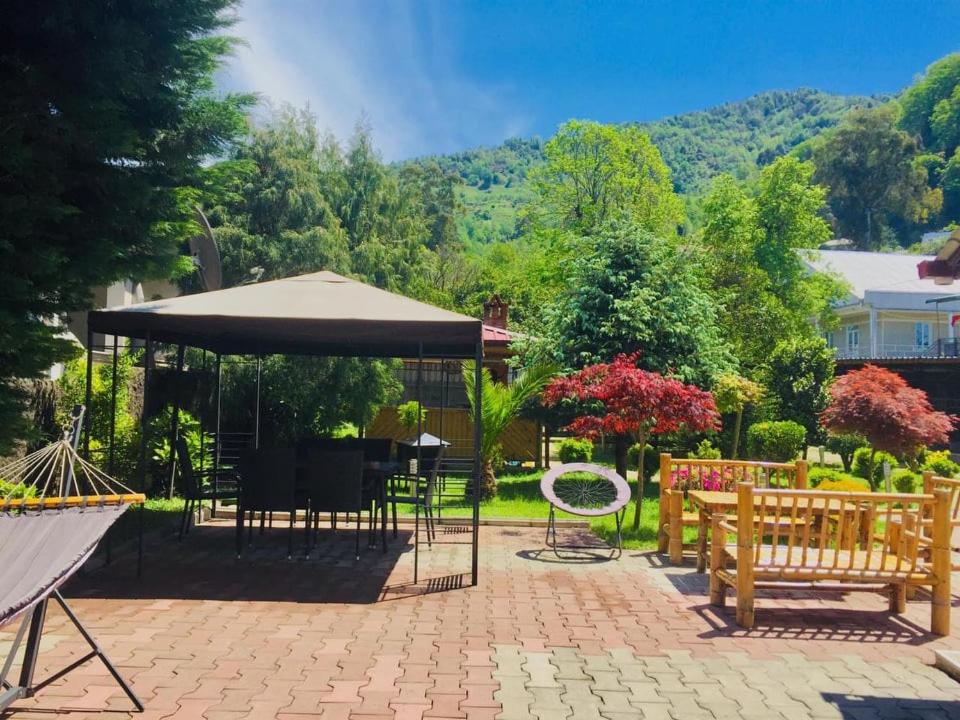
[806,250,960,359]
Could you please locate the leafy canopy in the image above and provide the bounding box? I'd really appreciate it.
[530,120,684,236]
[699,160,842,370]
[762,337,836,445]
[812,106,942,249]
[820,365,956,459]
[530,222,735,386]
[0,0,253,449]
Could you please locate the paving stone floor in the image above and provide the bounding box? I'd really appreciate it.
[1,520,959,719]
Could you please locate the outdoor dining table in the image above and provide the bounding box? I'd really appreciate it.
[245,457,401,552]
[687,490,873,573]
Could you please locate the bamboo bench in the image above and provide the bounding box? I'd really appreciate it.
[658,453,807,565]
[709,481,953,636]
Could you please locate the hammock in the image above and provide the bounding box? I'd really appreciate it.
[0,414,145,712]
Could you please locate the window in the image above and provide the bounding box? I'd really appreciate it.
[824,331,835,349]
[846,324,860,349]
[915,322,931,348]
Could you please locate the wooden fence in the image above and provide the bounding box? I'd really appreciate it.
[368,407,540,463]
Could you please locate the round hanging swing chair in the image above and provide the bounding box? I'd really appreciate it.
[540,462,630,559]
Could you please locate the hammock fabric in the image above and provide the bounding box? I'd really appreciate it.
[0,503,130,626]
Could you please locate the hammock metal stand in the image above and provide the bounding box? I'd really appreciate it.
[0,590,143,712]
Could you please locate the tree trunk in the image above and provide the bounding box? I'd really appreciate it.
[631,431,647,530]
[731,409,743,459]
[480,459,497,500]
[867,447,878,490]
[866,207,873,249]
[614,435,628,482]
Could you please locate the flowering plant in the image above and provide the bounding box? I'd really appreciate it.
[669,467,736,493]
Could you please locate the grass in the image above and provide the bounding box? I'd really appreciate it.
[423,468,669,551]
[139,468,678,552]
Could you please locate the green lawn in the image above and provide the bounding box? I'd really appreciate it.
[430,469,670,551]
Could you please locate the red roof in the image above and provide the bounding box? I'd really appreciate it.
[483,324,516,345]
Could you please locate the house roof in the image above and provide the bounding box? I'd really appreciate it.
[806,250,960,311]
[88,271,482,359]
[482,324,517,345]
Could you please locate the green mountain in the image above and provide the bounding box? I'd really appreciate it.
[411,88,883,245]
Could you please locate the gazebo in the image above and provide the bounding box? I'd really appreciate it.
[86,270,485,584]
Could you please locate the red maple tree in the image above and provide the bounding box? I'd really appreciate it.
[820,364,956,483]
[544,353,720,529]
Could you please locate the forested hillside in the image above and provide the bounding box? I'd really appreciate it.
[411,89,881,244]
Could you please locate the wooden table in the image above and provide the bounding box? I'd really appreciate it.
[687,490,871,573]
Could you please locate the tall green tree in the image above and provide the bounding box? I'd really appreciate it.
[0,0,252,449]
[900,54,960,157]
[530,121,684,235]
[762,337,836,445]
[699,162,842,371]
[530,222,735,386]
[812,106,942,248]
[211,107,350,286]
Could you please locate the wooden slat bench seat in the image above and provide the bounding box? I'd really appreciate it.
[709,482,952,636]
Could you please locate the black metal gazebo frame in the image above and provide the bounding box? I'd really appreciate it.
[84,271,485,586]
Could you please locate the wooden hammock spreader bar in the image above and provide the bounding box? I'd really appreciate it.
[0,493,145,512]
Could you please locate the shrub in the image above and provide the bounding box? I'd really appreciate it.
[808,467,862,487]
[825,433,867,472]
[818,477,871,492]
[628,443,659,472]
[558,437,593,464]
[922,449,960,478]
[746,420,806,462]
[892,469,920,494]
[693,438,722,460]
[851,447,898,488]
[0,479,37,499]
[396,401,427,435]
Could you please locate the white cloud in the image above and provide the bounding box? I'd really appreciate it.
[219,0,531,160]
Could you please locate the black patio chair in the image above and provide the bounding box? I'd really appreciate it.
[177,436,240,541]
[388,447,445,546]
[237,448,298,559]
[303,450,365,560]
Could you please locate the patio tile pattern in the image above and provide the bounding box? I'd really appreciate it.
[1,521,959,719]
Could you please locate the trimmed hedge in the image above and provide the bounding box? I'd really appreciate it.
[892,468,920,494]
[558,437,593,464]
[923,450,960,478]
[745,420,806,463]
[851,447,898,488]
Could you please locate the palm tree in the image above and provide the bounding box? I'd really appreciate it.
[463,361,558,499]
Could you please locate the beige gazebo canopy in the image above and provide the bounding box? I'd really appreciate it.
[88,271,483,358]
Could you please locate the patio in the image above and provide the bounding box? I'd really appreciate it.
[3,521,959,719]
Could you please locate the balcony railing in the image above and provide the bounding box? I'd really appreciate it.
[835,338,960,360]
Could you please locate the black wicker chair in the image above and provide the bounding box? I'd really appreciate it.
[176,436,240,540]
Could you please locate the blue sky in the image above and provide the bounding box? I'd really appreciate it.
[220,0,960,161]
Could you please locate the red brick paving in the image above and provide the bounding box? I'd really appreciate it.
[0,521,958,718]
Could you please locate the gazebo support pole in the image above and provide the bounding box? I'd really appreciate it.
[83,329,94,459]
[212,353,222,519]
[198,351,206,472]
[471,341,482,586]
[255,356,262,449]
[167,345,185,499]
[105,335,119,565]
[137,332,153,579]
[107,336,119,475]
[414,343,423,584]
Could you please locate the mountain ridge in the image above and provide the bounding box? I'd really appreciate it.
[407,88,886,245]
